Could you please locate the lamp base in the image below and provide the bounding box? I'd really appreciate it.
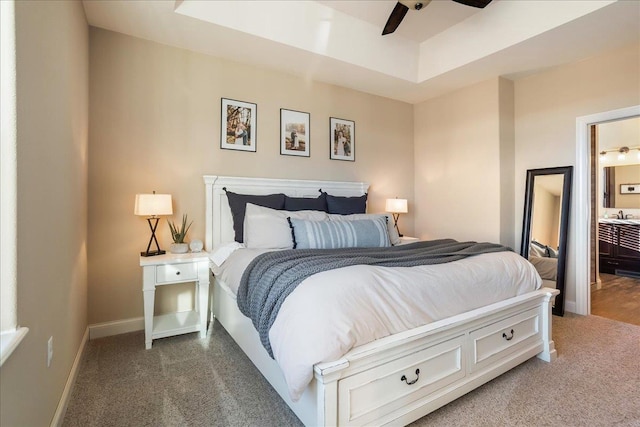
[141,250,166,257]
[141,217,166,257]
[392,213,403,238]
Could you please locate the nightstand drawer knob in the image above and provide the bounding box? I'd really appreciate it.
[176,271,180,275]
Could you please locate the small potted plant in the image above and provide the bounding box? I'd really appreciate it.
[168,214,193,254]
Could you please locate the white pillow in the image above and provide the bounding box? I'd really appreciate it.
[209,241,244,268]
[529,241,547,258]
[243,203,328,249]
[328,213,400,245]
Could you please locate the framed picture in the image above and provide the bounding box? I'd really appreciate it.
[330,117,355,161]
[620,183,640,194]
[221,98,257,152]
[280,109,310,157]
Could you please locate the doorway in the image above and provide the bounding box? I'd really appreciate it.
[575,105,640,317]
[590,118,640,326]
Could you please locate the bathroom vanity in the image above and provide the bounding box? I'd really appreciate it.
[598,219,640,277]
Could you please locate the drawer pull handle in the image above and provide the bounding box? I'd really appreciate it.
[400,369,420,385]
[176,271,181,275]
[502,329,514,341]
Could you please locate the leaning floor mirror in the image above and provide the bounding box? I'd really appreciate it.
[521,166,573,316]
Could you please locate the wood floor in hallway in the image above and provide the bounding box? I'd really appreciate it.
[591,273,640,326]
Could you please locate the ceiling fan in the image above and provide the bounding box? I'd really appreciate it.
[382,0,493,35]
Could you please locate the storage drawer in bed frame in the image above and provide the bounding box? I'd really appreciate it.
[469,307,541,372]
[335,307,545,426]
[338,336,465,426]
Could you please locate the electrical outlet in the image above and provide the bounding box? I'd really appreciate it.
[47,336,53,367]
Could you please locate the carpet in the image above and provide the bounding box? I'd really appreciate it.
[63,313,640,426]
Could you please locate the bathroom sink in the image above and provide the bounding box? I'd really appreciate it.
[599,218,640,225]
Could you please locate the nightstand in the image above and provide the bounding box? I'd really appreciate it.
[140,252,210,349]
[398,236,419,245]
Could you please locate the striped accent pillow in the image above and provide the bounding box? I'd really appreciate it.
[288,217,391,249]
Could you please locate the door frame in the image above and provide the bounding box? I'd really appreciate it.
[574,105,640,315]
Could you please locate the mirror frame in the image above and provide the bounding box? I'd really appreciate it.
[520,166,573,316]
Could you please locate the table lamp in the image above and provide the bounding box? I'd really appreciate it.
[134,192,173,256]
[385,198,408,237]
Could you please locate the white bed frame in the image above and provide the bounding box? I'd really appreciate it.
[204,175,559,427]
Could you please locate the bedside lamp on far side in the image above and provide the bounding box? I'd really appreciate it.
[385,198,408,237]
[134,192,173,256]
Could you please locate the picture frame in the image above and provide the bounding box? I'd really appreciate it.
[221,98,257,152]
[330,117,355,161]
[280,109,310,157]
[620,183,640,194]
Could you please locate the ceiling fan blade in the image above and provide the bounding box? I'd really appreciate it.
[451,0,492,8]
[382,2,409,35]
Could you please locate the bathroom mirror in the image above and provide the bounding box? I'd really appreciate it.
[521,166,573,316]
[602,164,640,208]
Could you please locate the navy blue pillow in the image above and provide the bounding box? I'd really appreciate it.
[284,193,328,212]
[325,193,367,215]
[225,190,286,243]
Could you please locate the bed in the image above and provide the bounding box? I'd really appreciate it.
[204,175,559,427]
[528,241,559,289]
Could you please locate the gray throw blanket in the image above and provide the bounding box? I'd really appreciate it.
[236,239,512,357]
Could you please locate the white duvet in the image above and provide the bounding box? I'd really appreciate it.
[212,248,541,401]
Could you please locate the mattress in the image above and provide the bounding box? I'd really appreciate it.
[211,247,542,401]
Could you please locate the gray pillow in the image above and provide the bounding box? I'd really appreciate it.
[225,190,285,243]
[284,193,327,212]
[546,246,559,258]
[325,193,367,215]
[288,217,390,249]
[328,213,400,246]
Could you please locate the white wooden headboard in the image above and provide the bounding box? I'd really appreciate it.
[203,175,369,251]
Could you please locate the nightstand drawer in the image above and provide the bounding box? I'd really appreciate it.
[156,263,197,283]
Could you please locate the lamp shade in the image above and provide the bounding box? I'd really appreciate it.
[385,198,408,214]
[134,193,173,216]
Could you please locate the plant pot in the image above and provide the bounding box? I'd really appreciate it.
[169,243,189,254]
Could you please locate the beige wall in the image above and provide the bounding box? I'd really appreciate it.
[499,78,516,249]
[515,42,640,308]
[413,77,514,246]
[0,1,89,426]
[414,42,638,310]
[88,28,415,323]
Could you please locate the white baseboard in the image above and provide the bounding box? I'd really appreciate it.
[51,327,89,427]
[88,317,144,340]
[564,299,577,314]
